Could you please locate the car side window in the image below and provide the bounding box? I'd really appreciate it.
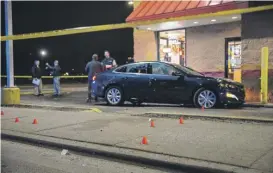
[115,64,148,74]
[115,66,127,73]
[127,63,147,74]
[149,63,178,76]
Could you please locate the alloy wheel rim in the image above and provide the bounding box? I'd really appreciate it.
[197,90,216,108]
[107,88,121,105]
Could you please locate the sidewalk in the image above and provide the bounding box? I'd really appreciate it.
[12,92,273,123]
[19,84,87,95]
[1,107,273,173]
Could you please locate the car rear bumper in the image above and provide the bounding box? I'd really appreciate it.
[91,81,105,97]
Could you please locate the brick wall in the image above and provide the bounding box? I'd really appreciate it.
[131,0,157,62]
[186,22,241,77]
[133,29,157,62]
[241,10,273,102]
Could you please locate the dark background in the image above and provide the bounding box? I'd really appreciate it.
[1,1,134,77]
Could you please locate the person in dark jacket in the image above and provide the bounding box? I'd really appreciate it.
[46,60,61,97]
[101,50,117,70]
[126,56,135,64]
[85,54,103,103]
[32,60,43,96]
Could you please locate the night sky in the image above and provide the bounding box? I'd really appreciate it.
[1,1,134,75]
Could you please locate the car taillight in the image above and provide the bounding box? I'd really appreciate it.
[92,75,96,81]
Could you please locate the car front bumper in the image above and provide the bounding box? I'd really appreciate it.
[218,89,245,105]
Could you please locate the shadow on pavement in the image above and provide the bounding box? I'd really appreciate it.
[20,91,244,110]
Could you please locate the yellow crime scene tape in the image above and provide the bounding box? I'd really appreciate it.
[1,5,273,41]
[1,75,88,79]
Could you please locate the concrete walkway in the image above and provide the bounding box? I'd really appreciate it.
[19,84,87,95]
[15,92,273,122]
[1,107,273,173]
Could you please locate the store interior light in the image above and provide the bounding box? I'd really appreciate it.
[193,21,199,24]
[147,28,151,30]
[211,19,216,22]
[128,1,134,5]
[163,48,171,53]
[232,16,238,19]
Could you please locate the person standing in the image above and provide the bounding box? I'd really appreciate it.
[46,60,61,97]
[101,50,117,70]
[126,56,135,64]
[85,54,103,103]
[31,60,43,96]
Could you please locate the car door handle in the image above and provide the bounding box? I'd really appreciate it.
[122,77,128,80]
[149,78,156,86]
[149,78,156,82]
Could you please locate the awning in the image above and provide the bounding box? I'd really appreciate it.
[126,0,249,23]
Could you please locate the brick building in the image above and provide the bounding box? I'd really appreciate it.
[126,1,273,103]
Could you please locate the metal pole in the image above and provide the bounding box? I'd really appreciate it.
[4,0,14,87]
[260,47,269,104]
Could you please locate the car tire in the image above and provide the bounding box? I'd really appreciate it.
[105,86,124,106]
[193,88,218,109]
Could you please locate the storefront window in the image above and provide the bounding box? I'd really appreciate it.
[158,30,186,66]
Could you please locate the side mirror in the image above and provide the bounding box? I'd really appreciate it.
[172,72,184,80]
[179,75,184,80]
[172,72,182,76]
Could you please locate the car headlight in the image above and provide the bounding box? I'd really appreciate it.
[226,92,239,100]
[219,83,236,89]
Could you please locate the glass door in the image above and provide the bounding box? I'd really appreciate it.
[225,37,242,82]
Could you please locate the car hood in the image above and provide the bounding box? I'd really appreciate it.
[192,75,244,87]
[215,77,244,87]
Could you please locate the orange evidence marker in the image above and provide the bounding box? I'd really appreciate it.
[15,117,19,123]
[32,119,38,124]
[202,105,205,111]
[150,120,155,127]
[141,136,148,145]
[179,117,184,124]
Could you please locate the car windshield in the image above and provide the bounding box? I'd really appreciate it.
[172,64,204,76]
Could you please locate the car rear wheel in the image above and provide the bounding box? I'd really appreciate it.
[193,88,217,109]
[105,86,124,106]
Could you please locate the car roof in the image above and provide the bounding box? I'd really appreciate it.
[125,61,173,65]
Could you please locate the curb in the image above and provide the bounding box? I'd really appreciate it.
[1,104,89,111]
[243,103,273,108]
[133,113,273,123]
[1,132,236,173]
[2,104,273,123]
[1,104,102,113]
[20,91,71,96]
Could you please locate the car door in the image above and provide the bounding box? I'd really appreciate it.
[114,63,151,101]
[147,62,187,103]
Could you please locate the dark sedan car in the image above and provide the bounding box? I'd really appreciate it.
[91,61,245,109]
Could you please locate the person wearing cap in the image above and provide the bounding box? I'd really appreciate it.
[85,54,103,103]
[31,60,44,96]
[46,60,61,97]
[101,50,117,70]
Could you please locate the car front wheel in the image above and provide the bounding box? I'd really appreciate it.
[193,88,217,109]
[105,86,124,106]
